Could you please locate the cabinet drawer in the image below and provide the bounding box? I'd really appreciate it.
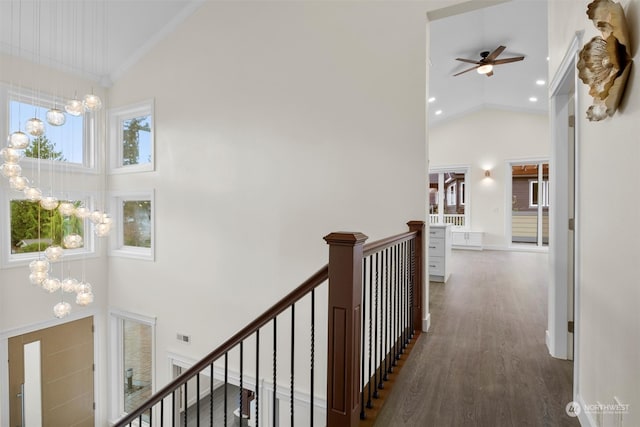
[428,239,444,256]
[428,257,444,275]
[429,228,445,239]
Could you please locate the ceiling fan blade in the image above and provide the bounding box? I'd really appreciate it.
[485,45,506,62]
[455,58,482,65]
[453,65,481,76]
[492,56,525,65]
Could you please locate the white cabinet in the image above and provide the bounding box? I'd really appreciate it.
[452,230,483,250]
[428,224,451,283]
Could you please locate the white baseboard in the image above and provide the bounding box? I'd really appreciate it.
[545,329,551,354]
[576,393,597,427]
[422,313,431,332]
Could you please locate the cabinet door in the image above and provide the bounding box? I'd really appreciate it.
[451,232,466,246]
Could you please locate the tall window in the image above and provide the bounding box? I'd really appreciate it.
[109,310,155,421]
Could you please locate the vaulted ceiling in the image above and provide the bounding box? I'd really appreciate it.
[0,0,548,123]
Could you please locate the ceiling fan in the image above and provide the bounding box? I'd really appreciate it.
[453,45,524,77]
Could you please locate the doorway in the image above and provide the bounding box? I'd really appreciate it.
[8,316,94,427]
[509,161,550,247]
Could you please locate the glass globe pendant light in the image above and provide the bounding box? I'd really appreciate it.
[42,277,61,293]
[61,277,79,293]
[83,94,102,112]
[29,271,48,285]
[75,282,94,306]
[74,206,90,218]
[46,108,66,126]
[0,147,23,163]
[65,98,84,116]
[9,176,29,191]
[58,202,76,216]
[44,245,64,262]
[8,131,30,149]
[63,234,83,249]
[0,163,21,178]
[24,186,43,201]
[29,259,50,273]
[53,301,72,318]
[40,195,59,210]
[25,117,45,136]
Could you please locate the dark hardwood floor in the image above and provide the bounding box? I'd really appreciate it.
[373,250,578,427]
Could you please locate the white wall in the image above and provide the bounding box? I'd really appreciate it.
[428,108,549,249]
[549,1,640,426]
[106,0,429,417]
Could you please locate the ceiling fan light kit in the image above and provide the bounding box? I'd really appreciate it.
[453,45,525,77]
[577,0,632,121]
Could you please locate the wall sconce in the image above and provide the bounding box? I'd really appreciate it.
[484,170,491,178]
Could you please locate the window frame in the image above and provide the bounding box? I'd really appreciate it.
[109,190,155,261]
[5,85,96,172]
[108,309,156,422]
[109,100,155,174]
[1,190,98,268]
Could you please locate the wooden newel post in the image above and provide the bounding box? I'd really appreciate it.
[407,221,425,332]
[324,231,368,427]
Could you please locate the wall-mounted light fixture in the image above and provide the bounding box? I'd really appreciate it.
[484,170,491,178]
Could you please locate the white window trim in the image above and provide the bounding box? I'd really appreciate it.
[460,182,465,205]
[4,84,96,172]
[109,99,155,174]
[0,189,98,268]
[108,309,156,424]
[109,190,155,261]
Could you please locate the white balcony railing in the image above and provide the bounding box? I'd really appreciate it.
[429,214,465,227]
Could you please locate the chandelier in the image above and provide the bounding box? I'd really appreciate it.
[2,0,113,319]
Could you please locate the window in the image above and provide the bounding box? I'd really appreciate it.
[110,191,154,260]
[2,192,95,266]
[9,92,89,168]
[447,183,457,206]
[109,310,155,421]
[109,100,154,173]
[529,180,550,207]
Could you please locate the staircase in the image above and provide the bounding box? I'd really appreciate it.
[114,221,425,427]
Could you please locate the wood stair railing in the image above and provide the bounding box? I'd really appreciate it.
[114,221,424,427]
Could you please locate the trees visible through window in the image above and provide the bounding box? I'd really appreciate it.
[122,116,151,166]
[110,100,154,173]
[10,200,84,254]
[9,99,84,164]
[123,200,152,248]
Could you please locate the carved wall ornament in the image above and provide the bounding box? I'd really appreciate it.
[577,0,632,121]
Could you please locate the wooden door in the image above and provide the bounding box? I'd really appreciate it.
[9,316,94,427]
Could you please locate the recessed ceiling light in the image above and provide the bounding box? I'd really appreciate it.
[546,56,550,61]
[435,110,443,116]
[529,97,538,102]
[428,97,436,103]
[536,79,546,86]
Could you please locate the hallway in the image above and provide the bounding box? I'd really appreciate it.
[374,250,578,427]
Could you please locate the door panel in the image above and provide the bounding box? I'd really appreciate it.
[9,316,94,427]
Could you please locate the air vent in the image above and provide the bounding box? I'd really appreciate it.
[177,333,190,343]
